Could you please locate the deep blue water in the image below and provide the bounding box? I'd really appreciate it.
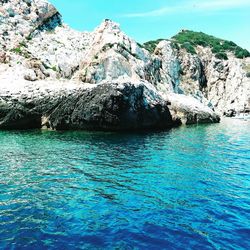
[0,119,249,250]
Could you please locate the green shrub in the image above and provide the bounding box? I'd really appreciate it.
[235,47,250,58]
[211,45,221,54]
[143,30,250,58]
[196,40,208,46]
[23,52,30,58]
[172,30,223,49]
[246,72,250,78]
[172,30,249,58]
[102,43,114,52]
[221,41,236,51]
[143,39,164,53]
[51,66,57,71]
[227,41,237,47]
[137,42,144,49]
[181,42,196,54]
[26,35,32,41]
[19,41,27,48]
[11,47,22,54]
[171,42,180,50]
[243,63,250,72]
[7,8,15,17]
[215,52,228,60]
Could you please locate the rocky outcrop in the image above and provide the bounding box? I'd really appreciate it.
[0,0,224,130]
[204,56,250,115]
[168,93,220,125]
[0,80,175,130]
[153,39,250,116]
[46,82,175,130]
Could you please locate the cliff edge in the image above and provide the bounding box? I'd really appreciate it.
[4,1,246,130]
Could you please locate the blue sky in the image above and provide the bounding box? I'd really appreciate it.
[50,0,250,50]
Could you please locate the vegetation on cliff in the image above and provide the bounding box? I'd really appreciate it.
[143,39,164,53]
[244,64,250,78]
[172,30,250,59]
[143,30,250,60]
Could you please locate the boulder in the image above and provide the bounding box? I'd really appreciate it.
[0,81,176,130]
[167,93,220,125]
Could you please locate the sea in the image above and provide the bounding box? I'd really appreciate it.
[0,118,249,249]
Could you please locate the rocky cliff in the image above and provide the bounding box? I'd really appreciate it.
[145,31,250,116]
[6,0,250,130]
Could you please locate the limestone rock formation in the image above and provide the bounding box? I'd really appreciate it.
[0,0,234,130]
[150,34,250,116]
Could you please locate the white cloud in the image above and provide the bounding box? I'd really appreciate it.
[123,0,250,18]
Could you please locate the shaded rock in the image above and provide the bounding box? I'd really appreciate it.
[0,81,175,131]
[0,51,7,63]
[47,82,175,130]
[0,100,41,129]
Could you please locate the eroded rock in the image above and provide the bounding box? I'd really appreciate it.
[0,1,230,130]
[0,81,176,130]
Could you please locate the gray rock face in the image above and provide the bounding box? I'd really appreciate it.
[0,81,175,130]
[47,83,175,130]
[155,41,250,115]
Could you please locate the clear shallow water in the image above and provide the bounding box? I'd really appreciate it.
[0,119,249,250]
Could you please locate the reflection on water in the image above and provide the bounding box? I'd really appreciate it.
[0,118,250,249]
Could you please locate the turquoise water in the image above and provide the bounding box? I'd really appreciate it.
[0,119,249,249]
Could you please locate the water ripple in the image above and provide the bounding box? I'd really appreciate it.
[0,118,249,249]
